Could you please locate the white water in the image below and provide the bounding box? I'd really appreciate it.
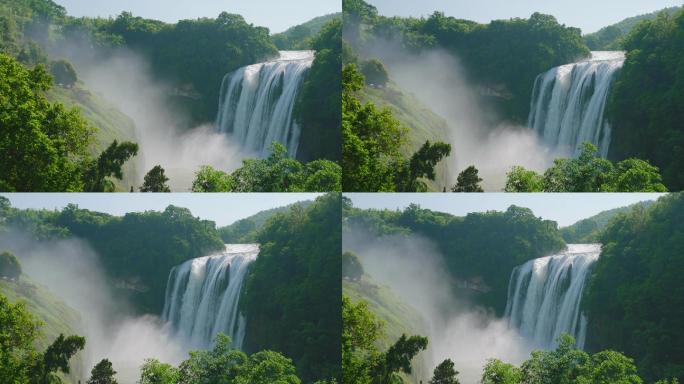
[505,244,601,349]
[528,52,625,157]
[216,51,314,157]
[162,244,259,350]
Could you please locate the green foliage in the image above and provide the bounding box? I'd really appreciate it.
[607,8,684,190]
[505,143,668,192]
[452,166,484,192]
[429,359,460,384]
[242,194,341,382]
[140,165,170,192]
[272,13,341,50]
[49,59,77,87]
[192,143,342,192]
[583,193,684,382]
[0,293,40,382]
[560,200,654,243]
[50,204,224,312]
[87,359,117,384]
[343,64,450,191]
[83,140,139,192]
[296,19,342,162]
[342,295,427,384]
[360,59,388,86]
[342,251,364,281]
[0,53,93,191]
[0,251,21,279]
[37,333,86,382]
[345,1,590,121]
[346,203,566,313]
[584,7,682,50]
[139,359,179,384]
[481,359,522,384]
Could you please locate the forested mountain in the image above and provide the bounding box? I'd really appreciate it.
[584,6,682,50]
[273,13,341,50]
[583,193,684,382]
[560,200,655,242]
[218,200,313,243]
[607,7,684,190]
[344,202,566,313]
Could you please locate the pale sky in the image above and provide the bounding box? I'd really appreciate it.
[55,0,341,33]
[367,0,683,34]
[346,193,666,227]
[1,193,321,227]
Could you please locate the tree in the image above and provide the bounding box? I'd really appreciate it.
[481,359,522,384]
[83,140,139,192]
[191,166,233,192]
[0,54,92,191]
[342,251,364,281]
[0,251,21,279]
[36,333,86,383]
[0,294,39,382]
[504,166,544,192]
[452,166,484,192]
[430,359,460,384]
[49,60,77,87]
[396,141,452,192]
[87,359,118,384]
[139,359,179,384]
[140,165,170,192]
[360,59,389,86]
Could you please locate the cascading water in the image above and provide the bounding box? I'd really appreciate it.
[528,52,625,157]
[216,51,314,157]
[162,244,259,350]
[504,244,600,349]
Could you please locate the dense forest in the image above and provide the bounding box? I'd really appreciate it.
[0,193,341,383]
[583,193,684,382]
[344,200,565,313]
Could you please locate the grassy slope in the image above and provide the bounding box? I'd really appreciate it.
[0,276,84,383]
[344,276,428,383]
[358,82,451,190]
[47,83,140,190]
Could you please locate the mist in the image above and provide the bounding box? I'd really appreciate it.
[344,228,532,384]
[359,39,565,190]
[0,231,186,383]
[50,38,251,191]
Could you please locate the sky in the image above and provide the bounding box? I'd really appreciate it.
[55,0,341,33]
[347,193,667,227]
[1,193,321,227]
[367,0,684,34]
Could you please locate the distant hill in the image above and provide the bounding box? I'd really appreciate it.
[218,200,314,243]
[584,6,683,50]
[560,200,656,243]
[272,13,341,49]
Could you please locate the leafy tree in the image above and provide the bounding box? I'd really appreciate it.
[35,333,86,383]
[343,64,450,191]
[481,359,522,384]
[360,59,388,86]
[0,250,21,279]
[505,143,667,192]
[0,294,39,382]
[83,140,139,192]
[192,143,341,192]
[429,359,460,384]
[452,166,484,192]
[49,59,77,87]
[139,359,179,384]
[376,334,428,383]
[0,53,92,191]
[342,251,364,281]
[140,165,170,192]
[87,359,117,384]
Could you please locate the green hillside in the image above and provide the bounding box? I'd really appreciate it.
[560,200,656,243]
[272,13,342,49]
[0,276,84,383]
[584,6,683,49]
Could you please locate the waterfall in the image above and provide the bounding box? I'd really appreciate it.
[504,244,600,349]
[216,50,314,158]
[528,52,625,157]
[162,244,259,350]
